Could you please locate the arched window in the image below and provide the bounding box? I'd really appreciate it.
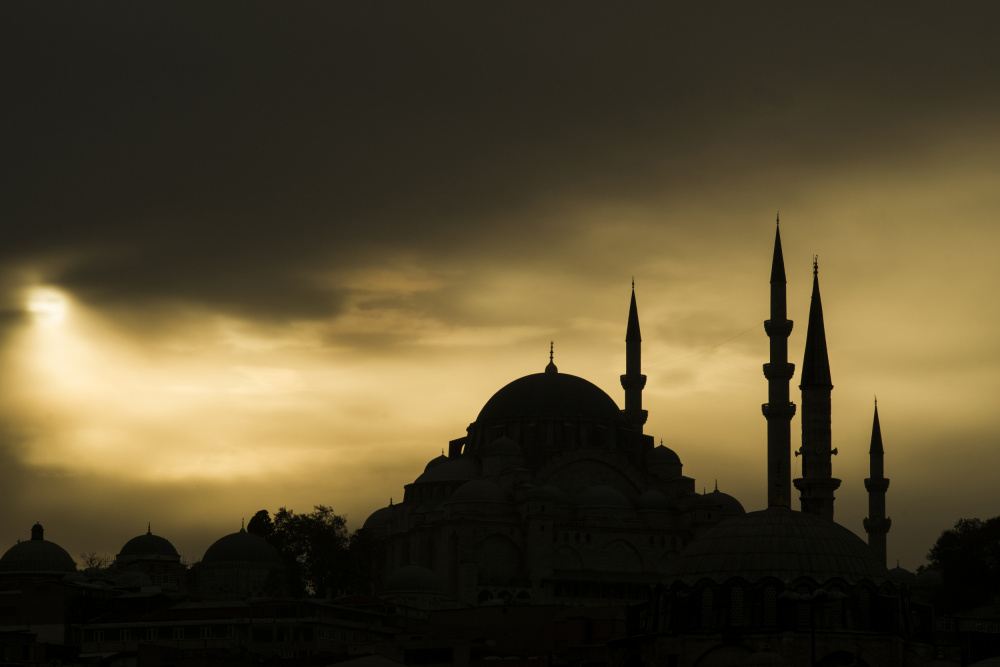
[763,585,777,626]
[730,585,745,627]
[701,588,714,629]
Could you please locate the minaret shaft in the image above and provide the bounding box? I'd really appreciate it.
[762,224,795,507]
[794,261,840,521]
[864,403,891,565]
[621,285,647,431]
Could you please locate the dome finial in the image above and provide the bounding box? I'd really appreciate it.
[240,517,246,533]
[545,341,558,374]
[147,522,152,535]
[715,479,718,492]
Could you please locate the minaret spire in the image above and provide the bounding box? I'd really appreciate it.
[762,220,796,507]
[864,399,891,565]
[621,282,648,431]
[794,257,841,520]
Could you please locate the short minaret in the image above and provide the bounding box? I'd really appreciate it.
[864,400,891,565]
[621,281,648,431]
[762,220,796,507]
[794,258,841,520]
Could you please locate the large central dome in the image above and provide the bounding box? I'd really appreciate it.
[477,372,622,423]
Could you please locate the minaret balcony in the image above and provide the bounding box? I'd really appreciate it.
[764,319,794,337]
[762,362,795,381]
[864,478,890,493]
[619,374,647,390]
[761,401,796,419]
[863,516,892,533]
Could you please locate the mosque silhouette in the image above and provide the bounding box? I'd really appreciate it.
[0,225,958,666]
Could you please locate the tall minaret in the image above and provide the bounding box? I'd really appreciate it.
[864,400,891,565]
[794,258,841,520]
[621,281,648,431]
[762,220,795,507]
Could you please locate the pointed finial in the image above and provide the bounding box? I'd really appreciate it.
[631,276,635,290]
[441,448,444,455]
[776,211,780,226]
[147,522,152,535]
[389,497,393,506]
[545,341,558,373]
[874,395,878,407]
[714,479,718,492]
[241,517,245,532]
[813,254,818,276]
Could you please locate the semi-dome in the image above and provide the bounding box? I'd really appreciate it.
[203,527,282,565]
[448,479,511,504]
[0,523,76,575]
[119,527,179,560]
[476,372,622,424]
[414,457,478,484]
[665,508,891,586]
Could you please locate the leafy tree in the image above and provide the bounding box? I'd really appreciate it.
[926,516,1000,612]
[267,505,351,598]
[247,509,273,539]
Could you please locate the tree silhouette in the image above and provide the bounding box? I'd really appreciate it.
[247,509,273,538]
[926,516,1000,612]
[266,505,350,598]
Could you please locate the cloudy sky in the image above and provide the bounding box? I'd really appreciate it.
[2,2,999,570]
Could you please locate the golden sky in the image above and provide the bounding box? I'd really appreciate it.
[2,2,999,571]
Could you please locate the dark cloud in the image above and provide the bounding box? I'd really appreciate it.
[4,2,999,322]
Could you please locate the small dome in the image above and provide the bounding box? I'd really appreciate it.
[423,454,449,473]
[647,445,681,467]
[476,373,622,424]
[695,489,746,515]
[576,485,632,510]
[481,436,523,458]
[414,457,479,484]
[0,524,76,575]
[362,506,393,531]
[636,489,670,511]
[119,527,179,559]
[382,565,444,595]
[889,564,916,584]
[203,527,282,565]
[448,479,511,504]
[666,508,891,586]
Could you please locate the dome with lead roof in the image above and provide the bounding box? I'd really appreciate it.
[118,526,179,562]
[477,372,622,424]
[414,457,478,484]
[0,524,76,575]
[666,507,891,586]
[203,527,282,565]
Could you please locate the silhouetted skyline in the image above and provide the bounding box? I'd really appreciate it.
[3,3,1000,570]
